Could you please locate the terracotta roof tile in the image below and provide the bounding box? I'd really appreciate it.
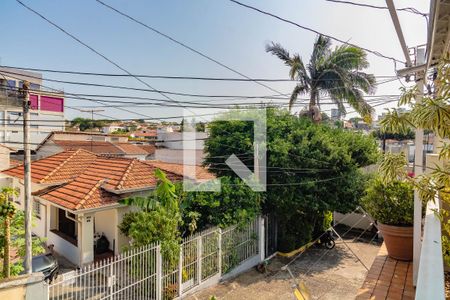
[5,149,214,211]
[137,144,156,155]
[53,140,123,154]
[147,161,216,181]
[114,143,148,155]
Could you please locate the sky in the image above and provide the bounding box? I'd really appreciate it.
[0,0,430,122]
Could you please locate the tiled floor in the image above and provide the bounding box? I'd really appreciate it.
[356,244,414,300]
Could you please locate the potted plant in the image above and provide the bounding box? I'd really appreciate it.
[361,176,414,260]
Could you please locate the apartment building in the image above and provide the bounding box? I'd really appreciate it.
[0,67,65,151]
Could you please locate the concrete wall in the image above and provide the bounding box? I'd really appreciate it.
[157,131,207,150]
[35,140,63,159]
[47,230,79,266]
[95,209,118,253]
[116,206,133,253]
[333,211,373,230]
[0,273,47,300]
[154,148,205,165]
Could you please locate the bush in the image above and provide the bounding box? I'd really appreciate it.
[204,108,379,250]
[360,177,414,226]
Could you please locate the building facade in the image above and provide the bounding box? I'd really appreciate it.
[0,67,65,151]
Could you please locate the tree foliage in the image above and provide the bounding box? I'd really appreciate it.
[0,211,45,278]
[177,177,261,234]
[266,35,376,121]
[361,176,414,226]
[379,56,450,263]
[204,108,379,251]
[119,169,181,264]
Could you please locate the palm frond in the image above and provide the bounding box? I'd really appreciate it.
[266,42,292,67]
[290,54,308,82]
[379,109,414,134]
[398,86,418,106]
[411,97,450,138]
[289,84,308,111]
[310,35,331,68]
[378,152,408,183]
[119,196,158,210]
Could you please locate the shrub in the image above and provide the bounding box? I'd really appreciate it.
[360,177,414,226]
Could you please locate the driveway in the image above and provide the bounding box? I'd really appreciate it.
[187,234,381,300]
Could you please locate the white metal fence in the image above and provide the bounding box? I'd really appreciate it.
[48,217,263,300]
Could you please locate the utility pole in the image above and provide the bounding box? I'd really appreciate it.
[20,81,32,274]
[80,109,104,152]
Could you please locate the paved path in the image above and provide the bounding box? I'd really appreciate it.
[187,238,380,300]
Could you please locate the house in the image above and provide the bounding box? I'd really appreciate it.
[155,128,207,165]
[0,144,15,171]
[35,131,149,160]
[2,149,214,266]
[101,123,127,134]
[129,129,157,141]
[0,67,65,150]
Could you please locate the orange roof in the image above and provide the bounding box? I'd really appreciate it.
[4,149,215,211]
[4,149,97,184]
[115,143,148,155]
[53,140,148,155]
[148,161,216,181]
[132,130,157,137]
[136,144,156,155]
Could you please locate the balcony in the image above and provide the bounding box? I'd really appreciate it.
[357,196,445,299]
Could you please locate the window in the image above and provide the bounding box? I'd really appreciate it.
[33,200,41,219]
[30,83,40,91]
[7,80,16,89]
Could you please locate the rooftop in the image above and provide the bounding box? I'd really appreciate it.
[4,149,215,211]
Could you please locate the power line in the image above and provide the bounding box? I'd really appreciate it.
[325,0,428,17]
[95,0,287,97]
[15,0,216,124]
[0,65,398,82]
[228,0,406,64]
[0,69,401,101]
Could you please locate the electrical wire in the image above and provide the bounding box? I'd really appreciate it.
[228,0,405,64]
[324,0,428,17]
[95,0,287,97]
[0,65,398,82]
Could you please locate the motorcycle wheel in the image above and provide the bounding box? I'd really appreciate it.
[324,240,335,249]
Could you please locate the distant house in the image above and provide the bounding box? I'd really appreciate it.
[102,123,127,134]
[2,149,214,266]
[129,129,157,141]
[155,128,207,165]
[35,131,149,160]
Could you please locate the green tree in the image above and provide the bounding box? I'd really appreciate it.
[204,108,378,250]
[71,117,108,131]
[266,35,376,121]
[177,177,261,234]
[0,211,45,278]
[119,169,181,263]
[379,56,450,263]
[0,188,18,278]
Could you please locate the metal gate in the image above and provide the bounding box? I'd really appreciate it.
[264,214,278,258]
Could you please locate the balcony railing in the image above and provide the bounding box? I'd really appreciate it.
[415,195,445,299]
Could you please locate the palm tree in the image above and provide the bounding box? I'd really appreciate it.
[266,35,376,122]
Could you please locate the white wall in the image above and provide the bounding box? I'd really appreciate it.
[333,211,373,230]
[116,206,133,253]
[157,131,207,150]
[154,148,205,165]
[94,209,118,254]
[47,231,79,266]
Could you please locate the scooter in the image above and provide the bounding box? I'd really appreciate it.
[317,230,335,249]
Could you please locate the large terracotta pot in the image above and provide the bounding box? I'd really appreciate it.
[378,223,413,261]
